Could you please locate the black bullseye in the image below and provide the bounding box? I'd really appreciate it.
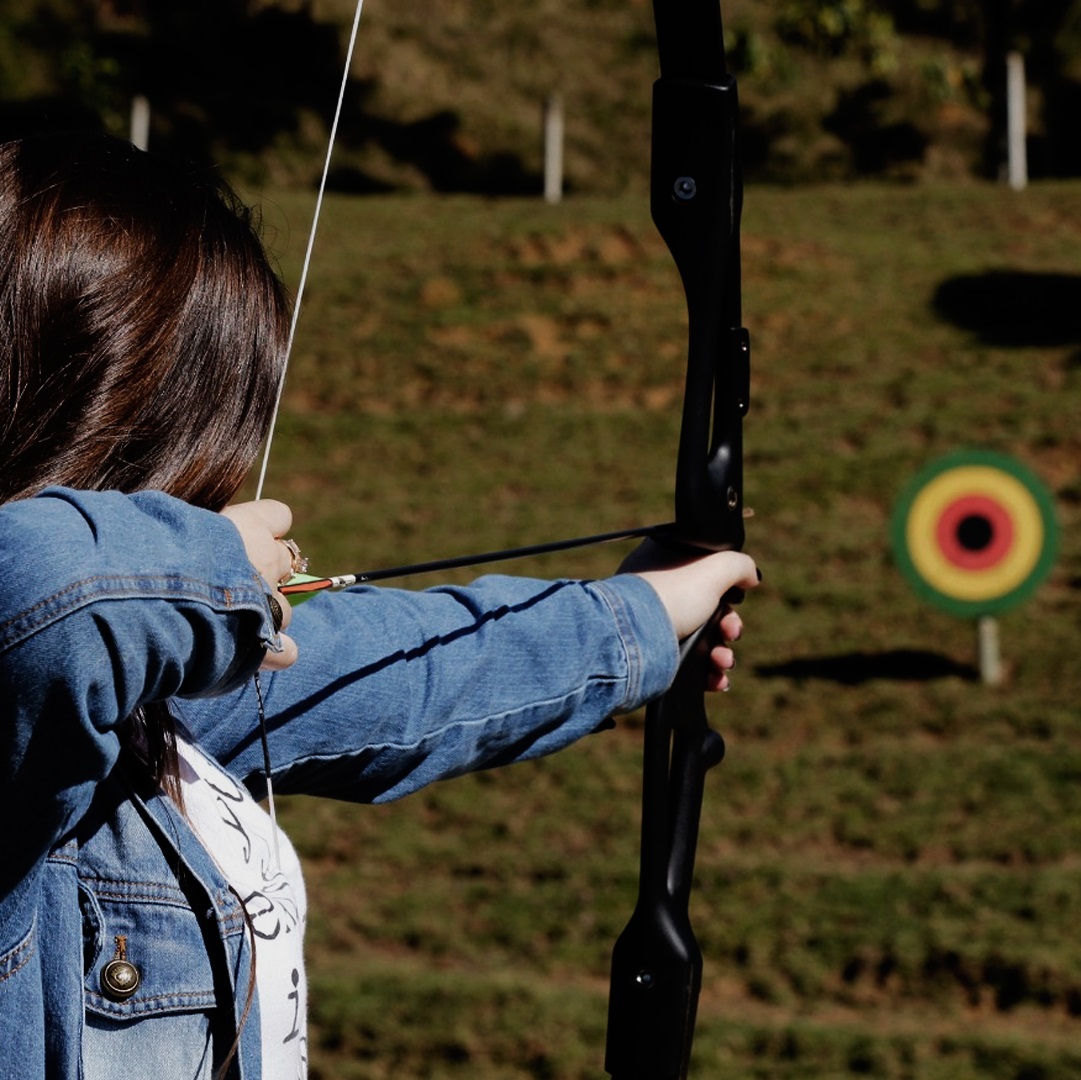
[957,514,993,552]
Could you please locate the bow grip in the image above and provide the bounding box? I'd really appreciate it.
[604,622,726,1080]
[651,74,748,553]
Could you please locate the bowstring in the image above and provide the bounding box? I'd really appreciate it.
[252,0,366,869]
[254,0,367,500]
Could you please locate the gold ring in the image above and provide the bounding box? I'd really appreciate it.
[280,538,309,583]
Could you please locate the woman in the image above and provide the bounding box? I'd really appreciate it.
[0,133,758,1079]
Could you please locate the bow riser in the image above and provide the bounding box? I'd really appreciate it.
[652,75,748,552]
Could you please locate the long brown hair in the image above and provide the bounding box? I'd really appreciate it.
[0,133,291,801]
[0,132,290,509]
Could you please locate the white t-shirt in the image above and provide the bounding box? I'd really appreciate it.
[176,736,308,1079]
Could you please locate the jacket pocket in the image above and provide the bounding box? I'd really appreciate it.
[81,875,242,1019]
[81,878,248,1080]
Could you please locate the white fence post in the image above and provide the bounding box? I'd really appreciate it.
[1006,52,1027,190]
[543,95,564,204]
[130,94,151,151]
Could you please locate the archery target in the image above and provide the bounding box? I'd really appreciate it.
[891,451,1057,617]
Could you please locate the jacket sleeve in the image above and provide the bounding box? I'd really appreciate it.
[0,487,274,899]
[182,571,680,804]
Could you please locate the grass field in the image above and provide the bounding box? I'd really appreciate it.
[249,178,1081,1078]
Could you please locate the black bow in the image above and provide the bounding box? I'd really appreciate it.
[604,1,748,1077]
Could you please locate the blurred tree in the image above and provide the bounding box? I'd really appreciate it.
[776,0,900,74]
[101,1,343,165]
[769,0,1081,178]
[0,0,104,135]
[1,0,1080,183]
[1023,0,1081,175]
[0,0,344,172]
[885,0,1081,176]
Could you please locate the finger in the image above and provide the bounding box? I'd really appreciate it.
[721,552,761,594]
[260,633,299,671]
[699,611,741,654]
[221,498,293,537]
[271,541,294,588]
[221,501,296,585]
[704,638,737,693]
[717,609,743,642]
[705,666,731,693]
[253,498,293,538]
[710,643,736,671]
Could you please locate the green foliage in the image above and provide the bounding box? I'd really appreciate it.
[2,0,1081,185]
[255,179,1081,1077]
[775,0,899,74]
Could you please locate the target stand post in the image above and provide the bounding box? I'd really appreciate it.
[976,615,1002,687]
[891,450,1057,684]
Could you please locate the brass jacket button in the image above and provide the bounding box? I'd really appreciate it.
[100,935,141,1001]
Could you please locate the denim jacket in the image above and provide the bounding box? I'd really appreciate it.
[0,488,678,1079]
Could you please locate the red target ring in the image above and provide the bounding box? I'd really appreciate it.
[934,494,1014,571]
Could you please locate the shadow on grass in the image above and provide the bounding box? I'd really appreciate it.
[756,649,978,684]
[933,270,1081,361]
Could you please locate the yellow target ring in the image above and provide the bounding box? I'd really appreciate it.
[892,451,1058,617]
[906,465,1043,602]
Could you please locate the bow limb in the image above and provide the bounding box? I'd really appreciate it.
[605,1,748,1077]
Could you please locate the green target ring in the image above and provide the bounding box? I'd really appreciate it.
[891,450,1058,618]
